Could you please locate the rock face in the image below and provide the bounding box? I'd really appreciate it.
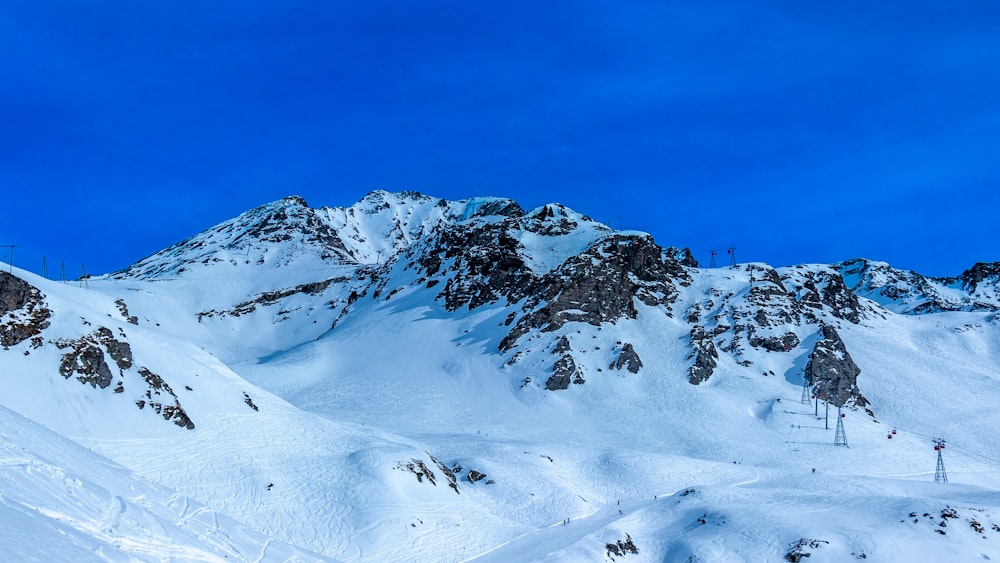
[546,354,584,390]
[684,264,869,385]
[0,272,51,348]
[136,367,195,430]
[688,326,719,385]
[610,343,642,374]
[783,267,862,324]
[55,328,133,390]
[54,326,195,429]
[804,325,868,408]
[420,220,535,312]
[501,234,689,352]
[959,262,1000,292]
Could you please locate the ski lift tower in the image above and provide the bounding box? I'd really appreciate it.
[834,407,848,447]
[709,249,717,268]
[933,439,948,483]
[1,245,17,273]
[728,247,737,269]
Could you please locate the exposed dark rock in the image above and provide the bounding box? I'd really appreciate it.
[57,339,113,389]
[466,470,488,483]
[688,325,719,385]
[243,392,259,411]
[395,455,461,494]
[55,327,133,390]
[0,272,51,348]
[667,246,699,268]
[97,328,133,370]
[605,533,638,559]
[424,221,534,311]
[748,332,799,352]
[137,367,195,429]
[395,459,436,485]
[198,276,346,320]
[114,299,139,325]
[553,335,572,354]
[468,199,524,218]
[960,262,1000,292]
[686,304,701,324]
[546,354,583,390]
[785,538,829,562]
[611,343,642,373]
[430,455,460,494]
[784,269,861,324]
[520,204,582,236]
[501,234,689,352]
[804,325,869,409]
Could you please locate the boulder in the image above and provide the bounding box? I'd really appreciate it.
[804,325,869,408]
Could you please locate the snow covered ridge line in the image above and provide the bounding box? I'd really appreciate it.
[84,190,998,404]
[3,192,1000,561]
[836,257,1000,314]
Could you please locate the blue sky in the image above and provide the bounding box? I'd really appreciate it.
[2,1,997,277]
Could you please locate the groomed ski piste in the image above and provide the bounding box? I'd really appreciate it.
[2,192,999,561]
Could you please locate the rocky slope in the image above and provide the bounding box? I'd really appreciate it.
[3,190,999,561]
[99,192,1000,416]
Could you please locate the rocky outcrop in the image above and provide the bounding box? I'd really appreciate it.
[136,367,195,429]
[546,354,584,390]
[959,262,1000,292]
[748,332,799,352]
[804,325,868,408]
[55,327,132,389]
[688,325,719,385]
[198,276,345,320]
[667,246,699,268]
[520,204,582,236]
[783,268,862,324]
[610,343,642,373]
[114,299,139,325]
[785,539,829,562]
[466,469,488,484]
[606,534,638,559]
[420,221,535,311]
[501,234,689,352]
[394,455,462,494]
[0,272,51,348]
[243,392,259,411]
[55,327,194,429]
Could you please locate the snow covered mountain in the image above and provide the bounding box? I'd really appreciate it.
[2,191,1000,562]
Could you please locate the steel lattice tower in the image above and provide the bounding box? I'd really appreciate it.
[709,250,717,268]
[934,440,948,483]
[834,407,848,447]
[800,377,811,404]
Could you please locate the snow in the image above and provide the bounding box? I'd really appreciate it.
[2,192,1000,561]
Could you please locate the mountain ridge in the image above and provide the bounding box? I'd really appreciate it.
[2,190,999,561]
